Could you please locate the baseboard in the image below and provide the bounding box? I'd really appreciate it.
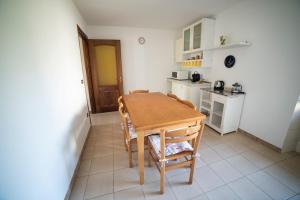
[64,125,92,200]
[238,128,282,153]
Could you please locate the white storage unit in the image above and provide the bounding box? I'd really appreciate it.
[199,89,245,135]
[170,80,211,109]
[183,18,215,53]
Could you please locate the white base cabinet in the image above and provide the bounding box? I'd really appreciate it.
[199,89,245,135]
[170,80,211,109]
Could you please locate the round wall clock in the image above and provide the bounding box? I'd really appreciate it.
[224,55,235,68]
[138,37,146,45]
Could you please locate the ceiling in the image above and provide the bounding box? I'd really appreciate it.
[73,0,242,29]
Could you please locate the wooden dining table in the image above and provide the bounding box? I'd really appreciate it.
[123,92,206,184]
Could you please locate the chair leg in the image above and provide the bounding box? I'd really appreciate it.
[128,142,133,168]
[160,165,165,194]
[123,132,128,152]
[148,139,152,166]
[189,158,196,184]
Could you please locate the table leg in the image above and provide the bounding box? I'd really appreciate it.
[137,131,144,185]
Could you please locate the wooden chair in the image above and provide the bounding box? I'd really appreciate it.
[118,95,123,105]
[118,102,137,168]
[178,99,197,110]
[148,121,204,194]
[167,93,179,100]
[129,89,149,94]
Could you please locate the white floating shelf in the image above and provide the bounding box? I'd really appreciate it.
[205,41,252,51]
[182,41,251,54]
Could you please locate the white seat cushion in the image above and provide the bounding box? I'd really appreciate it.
[120,114,137,139]
[148,135,193,157]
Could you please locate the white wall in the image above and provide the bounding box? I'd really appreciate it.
[87,26,177,94]
[208,0,300,148]
[0,1,89,199]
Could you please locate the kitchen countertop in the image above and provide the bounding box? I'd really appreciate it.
[202,87,245,97]
[167,78,211,87]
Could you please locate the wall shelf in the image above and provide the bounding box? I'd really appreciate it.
[182,41,251,54]
[205,41,251,51]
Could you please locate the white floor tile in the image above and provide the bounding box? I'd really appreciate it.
[206,185,240,200]
[114,151,131,170]
[209,160,243,183]
[228,177,272,200]
[77,159,92,177]
[84,172,113,199]
[194,165,225,192]
[226,155,259,175]
[279,156,300,177]
[93,144,114,158]
[143,181,176,200]
[247,171,296,200]
[114,168,140,192]
[264,164,300,193]
[241,150,275,169]
[87,193,113,200]
[168,172,203,200]
[114,186,145,200]
[200,148,223,164]
[89,156,113,175]
[212,143,238,159]
[191,194,209,200]
[69,176,88,200]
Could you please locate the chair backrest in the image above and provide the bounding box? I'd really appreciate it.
[129,89,149,94]
[167,93,179,100]
[159,121,204,159]
[178,99,197,110]
[118,102,131,141]
[118,95,123,105]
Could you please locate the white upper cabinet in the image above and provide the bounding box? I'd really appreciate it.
[183,28,191,52]
[182,18,215,53]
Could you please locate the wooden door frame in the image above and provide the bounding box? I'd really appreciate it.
[77,25,96,113]
[88,39,124,113]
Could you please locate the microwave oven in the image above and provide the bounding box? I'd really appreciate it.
[171,71,189,80]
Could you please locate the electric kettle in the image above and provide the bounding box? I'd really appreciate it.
[214,80,225,91]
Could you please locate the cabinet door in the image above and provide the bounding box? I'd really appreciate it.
[172,82,182,98]
[193,23,202,50]
[210,95,226,130]
[183,28,191,52]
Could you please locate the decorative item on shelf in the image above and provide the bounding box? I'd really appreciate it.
[219,35,228,46]
[138,37,146,45]
[224,55,235,68]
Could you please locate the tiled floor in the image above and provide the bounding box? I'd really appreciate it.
[69,112,300,200]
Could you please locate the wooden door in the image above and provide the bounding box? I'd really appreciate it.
[77,26,96,113]
[88,40,123,113]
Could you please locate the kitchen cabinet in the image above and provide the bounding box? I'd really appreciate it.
[170,80,211,109]
[199,89,245,135]
[182,18,215,53]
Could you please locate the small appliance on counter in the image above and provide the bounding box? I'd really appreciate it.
[171,70,189,80]
[191,71,201,82]
[214,80,225,91]
[231,82,244,94]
